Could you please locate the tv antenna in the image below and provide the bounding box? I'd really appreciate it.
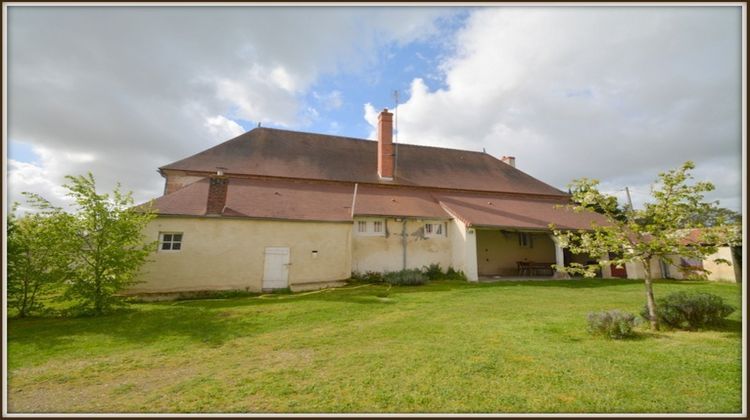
[393,90,399,177]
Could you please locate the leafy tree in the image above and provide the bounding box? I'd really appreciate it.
[7,198,75,317]
[551,162,738,330]
[60,173,158,315]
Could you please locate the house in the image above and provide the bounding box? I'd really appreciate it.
[132,109,608,294]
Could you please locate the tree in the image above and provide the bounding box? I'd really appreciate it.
[7,198,75,317]
[60,173,157,315]
[551,161,738,330]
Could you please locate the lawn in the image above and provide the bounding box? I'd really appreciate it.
[6,278,743,414]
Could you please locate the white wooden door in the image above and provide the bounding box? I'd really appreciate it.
[263,247,290,289]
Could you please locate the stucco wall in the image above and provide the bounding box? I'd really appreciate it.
[351,218,452,273]
[625,248,740,282]
[663,248,740,282]
[449,218,478,281]
[131,216,352,294]
[476,230,556,276]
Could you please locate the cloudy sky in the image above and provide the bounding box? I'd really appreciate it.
[6,5,743,213]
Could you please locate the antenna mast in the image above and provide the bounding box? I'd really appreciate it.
[393,90,399,177]
[393,90,399,144]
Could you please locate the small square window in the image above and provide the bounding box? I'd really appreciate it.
[424,223,445,238]
[373,221,383,233]
[358,221,367,233]
[159,232,183,252]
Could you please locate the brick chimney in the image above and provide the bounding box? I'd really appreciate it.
[377,109,394,180]
[500,156,516,168]
[206,169,228,215]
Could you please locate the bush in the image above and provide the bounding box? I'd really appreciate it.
[422,263,444,280]
[643,291,735,330]
[445,267,468,281]
[351,271,384,283]
[383,269,428,286]
[587,310,637,339]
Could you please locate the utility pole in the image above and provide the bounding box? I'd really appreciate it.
[625,186,634,212]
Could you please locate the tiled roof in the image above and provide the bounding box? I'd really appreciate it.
[437,192,609,230]
[147,178,353,222]
[160,127,567,197]
[145,178,603,230]
[352,184,450,219]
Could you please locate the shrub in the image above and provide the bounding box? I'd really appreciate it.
[445,266,468,281]
[643,291,735,330]
[422,263,444,280]
[383,269,427,286]
[350,271,384,283]
[587,310,637,339]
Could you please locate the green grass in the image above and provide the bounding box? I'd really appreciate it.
[7,279,742,413]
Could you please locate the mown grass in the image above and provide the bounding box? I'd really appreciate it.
[7,278,742,414]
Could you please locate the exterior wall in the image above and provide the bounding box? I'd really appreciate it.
[703,247,740,282]
[625,259,662,280]
[351,218,452,273]
[476,230,556,276]
[131,216,352,294]
[449,218,478,281]
[664,248,740,282]
[625,248,740,282]
[163,171,205,195]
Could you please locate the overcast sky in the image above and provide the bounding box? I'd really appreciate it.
[6,5,743,213]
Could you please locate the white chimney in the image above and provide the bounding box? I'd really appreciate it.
[500,156,516,168]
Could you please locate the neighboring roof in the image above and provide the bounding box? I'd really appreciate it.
[437,192,609,230]
[160,127,567,197]
[352,185,450,219]
[146,178,353,222]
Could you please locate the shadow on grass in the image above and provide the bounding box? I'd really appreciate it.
[7,304,263,350]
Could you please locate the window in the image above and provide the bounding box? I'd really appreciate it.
[424,223,444,238]
[159,232,183,251]
[354,220,385,236]
[518,232,533,248]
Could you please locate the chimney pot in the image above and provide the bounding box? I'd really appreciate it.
[377,109,394,180]
[500,155,516,168]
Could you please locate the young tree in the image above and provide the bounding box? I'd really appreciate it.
[551,161,738,330]
[7,198,75,317]
[62,173,157,315]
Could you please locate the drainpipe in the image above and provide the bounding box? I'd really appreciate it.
[402,219,407,270]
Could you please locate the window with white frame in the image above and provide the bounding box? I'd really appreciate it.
[159,232,183,251]
[354,220,385,236]
[424,222,444,237]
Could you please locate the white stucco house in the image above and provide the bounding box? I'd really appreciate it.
[135,109,740,295]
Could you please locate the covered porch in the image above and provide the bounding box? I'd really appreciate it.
[475,228,607,280]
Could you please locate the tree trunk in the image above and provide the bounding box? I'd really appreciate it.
[643,259,659,330]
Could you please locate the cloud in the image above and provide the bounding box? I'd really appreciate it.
[364,7,742,210]
[7,6,453,209]
[204,115,245,141]
[313,90,344,110]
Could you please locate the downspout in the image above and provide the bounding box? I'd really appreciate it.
[402,218,407,270]
[350,183,358,218]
